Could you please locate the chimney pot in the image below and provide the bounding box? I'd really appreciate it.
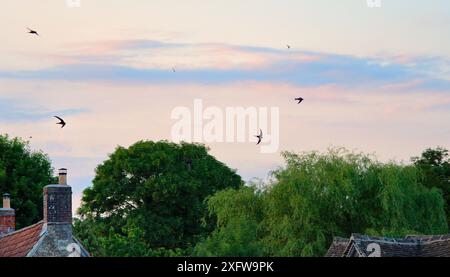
[2,193,11,209]
[58,168,68,185]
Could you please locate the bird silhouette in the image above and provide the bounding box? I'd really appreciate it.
[255,129,263,145]
[54,116,66,128]
[27,28,39,36]
[295,97,304,104]
[287,44,291,49]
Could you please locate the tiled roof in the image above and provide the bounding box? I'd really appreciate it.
[326,233,450,257]
[0,221,44,257]
[325,237,350,257]
[351,234,420,257]
[410,235,450,257]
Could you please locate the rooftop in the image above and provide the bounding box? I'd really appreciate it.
[0,221,44,257]
[326,233,450,257]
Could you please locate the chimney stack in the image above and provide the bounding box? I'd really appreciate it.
[0,193,15,236]
[43,168,72,239]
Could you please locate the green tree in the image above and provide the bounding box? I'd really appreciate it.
[197,148,448,257]
[0,134,54,229]
[194,187,264,257]
[412,147,450,227]
[75,141,242,256]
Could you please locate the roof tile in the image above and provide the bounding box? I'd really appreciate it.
[327,233,450,257]
[0,221,44,257]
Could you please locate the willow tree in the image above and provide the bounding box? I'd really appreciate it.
[196,148,448,257]
[412,147,450,228]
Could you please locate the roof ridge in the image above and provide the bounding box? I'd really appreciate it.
[333,237,350,242]
[351,233,418,245]
[0,221,44,240]
[419,235,450,245]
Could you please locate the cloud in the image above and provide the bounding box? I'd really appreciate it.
[0,97,88,123]
[2,40,450,93]
[0,56,447,92]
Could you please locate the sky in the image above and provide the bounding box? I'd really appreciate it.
[1,0,450,214]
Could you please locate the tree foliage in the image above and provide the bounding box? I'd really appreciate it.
[0,134,54,229]
[74,140,242,256]
[412,147,450,227]
[193,187,265,257]
[195,148,448,257]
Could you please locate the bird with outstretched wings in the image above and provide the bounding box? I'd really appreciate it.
[27,28,39,36]
[54,116,66,128]
[295,97,304,104]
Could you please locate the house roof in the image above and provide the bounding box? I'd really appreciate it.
[325,237,350,257]
[0,221,44,257]
[408,235,450,257]
[326,233,450,257]
[350,234,420,257]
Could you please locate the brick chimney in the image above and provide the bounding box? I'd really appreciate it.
[0,193,15,236]
[43,168,72,239]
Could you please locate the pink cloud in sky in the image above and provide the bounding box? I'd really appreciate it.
[380,79,426,91]
[14,39,327,72]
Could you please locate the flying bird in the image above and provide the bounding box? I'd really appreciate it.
[295,97,304,104]
[27,28,39,36]
[54,116,66,128]
[286,44,291,49]
[255,129,263,145]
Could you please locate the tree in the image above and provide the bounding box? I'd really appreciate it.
[0,134,54,229]
[193,187,264,257]
[196,148,448,257]
[412,147,450,227]
[75,140,242,256]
